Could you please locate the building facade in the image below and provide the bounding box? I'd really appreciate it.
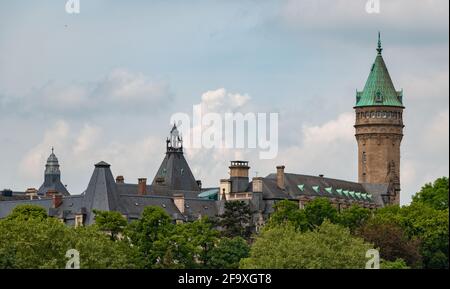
[0,34,404,226]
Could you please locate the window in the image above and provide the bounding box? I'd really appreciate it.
[75,215,83,227]
[375,91,383,103]
[362,152,367,164]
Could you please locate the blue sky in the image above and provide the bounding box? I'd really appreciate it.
[0,0,448,204]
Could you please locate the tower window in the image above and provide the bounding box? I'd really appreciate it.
[375,91,383,103]
[362,152,367,164]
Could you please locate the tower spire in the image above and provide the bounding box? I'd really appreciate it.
[377,31,383,55]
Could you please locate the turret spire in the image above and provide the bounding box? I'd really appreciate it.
[377,31,383,55]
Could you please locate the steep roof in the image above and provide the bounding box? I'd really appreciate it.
[37,148,70,196]
[151,125,200,192]
[355,33,403,108]
[81,161,120,223]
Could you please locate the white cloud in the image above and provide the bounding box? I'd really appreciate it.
[200,88,251,112]
[4,69,172,116]
[18,120,164,194]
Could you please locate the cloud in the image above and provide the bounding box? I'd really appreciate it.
[1,68,172,116]
[200,88,251,112]
[18,120,165,194]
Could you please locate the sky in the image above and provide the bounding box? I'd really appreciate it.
[0,0,448,205]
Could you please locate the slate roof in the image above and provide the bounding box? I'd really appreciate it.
[37,150,70,196]
[81,161,121,224]
[355,33,403,108]
[262,173,383,205]
[152,151,200,192]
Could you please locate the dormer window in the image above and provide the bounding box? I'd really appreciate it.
[375,91,383,103]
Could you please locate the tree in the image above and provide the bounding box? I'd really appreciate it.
[219,201,252,239]
[412,177,449,210]
[126,206,174,268]
[240,221,373,269]
[93,210,127,241]
[304,198,338,228]
[0,217,138,269]
[357,220,422,268]
[146,218,220,269]
[381,258,410,269]
[267,200,308,232]
[6,205,47,221]
[338,205,372,232]
[375,202,449,269]
[207,237,250,269]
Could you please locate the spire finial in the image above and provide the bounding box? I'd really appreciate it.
[377,31,383,55]
[51,147,54,154]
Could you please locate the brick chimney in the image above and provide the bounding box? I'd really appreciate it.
[276,165,285,190]
[46,189,58,197]
[173,194,185,214]
[52,194,63,208]
[138,178,147,195]
[116,175,125,184]
[252,177,263,193]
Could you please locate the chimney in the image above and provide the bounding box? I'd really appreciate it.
[319,174,324,178]
[252,177,263,193]
[229,161,250,193]
[173,194,185,214]
[1,189,12,197]
[276,165,285,190]
[52,194,63,208]
[46,189,58,197]
[138,178,147,195]
[25,188,38,200]
[116,175,125,184]
[196,180,202,189]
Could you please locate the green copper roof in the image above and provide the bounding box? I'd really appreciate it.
[298,184,305,191]
[312,186,320,193]
[355,33,403,108]
[336,189,343,196]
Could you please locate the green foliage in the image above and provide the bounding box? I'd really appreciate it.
[6,205,47,221]
[93,210,128,240]
[381,258,410,269]
[412,177,449,210]
[338,205,372,232]
[267,200,308,231]
[218,201,252,239]
[375,203,449,269]
[126,206,175,268]
[0,217,138,269]
[240,221,373,269]
[207,237,250,269]
[357,220,422,268]
[304,198,338,228]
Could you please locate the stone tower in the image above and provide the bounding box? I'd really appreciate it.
[354,33,404,205]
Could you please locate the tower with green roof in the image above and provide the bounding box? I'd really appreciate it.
[354,33,404,205]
